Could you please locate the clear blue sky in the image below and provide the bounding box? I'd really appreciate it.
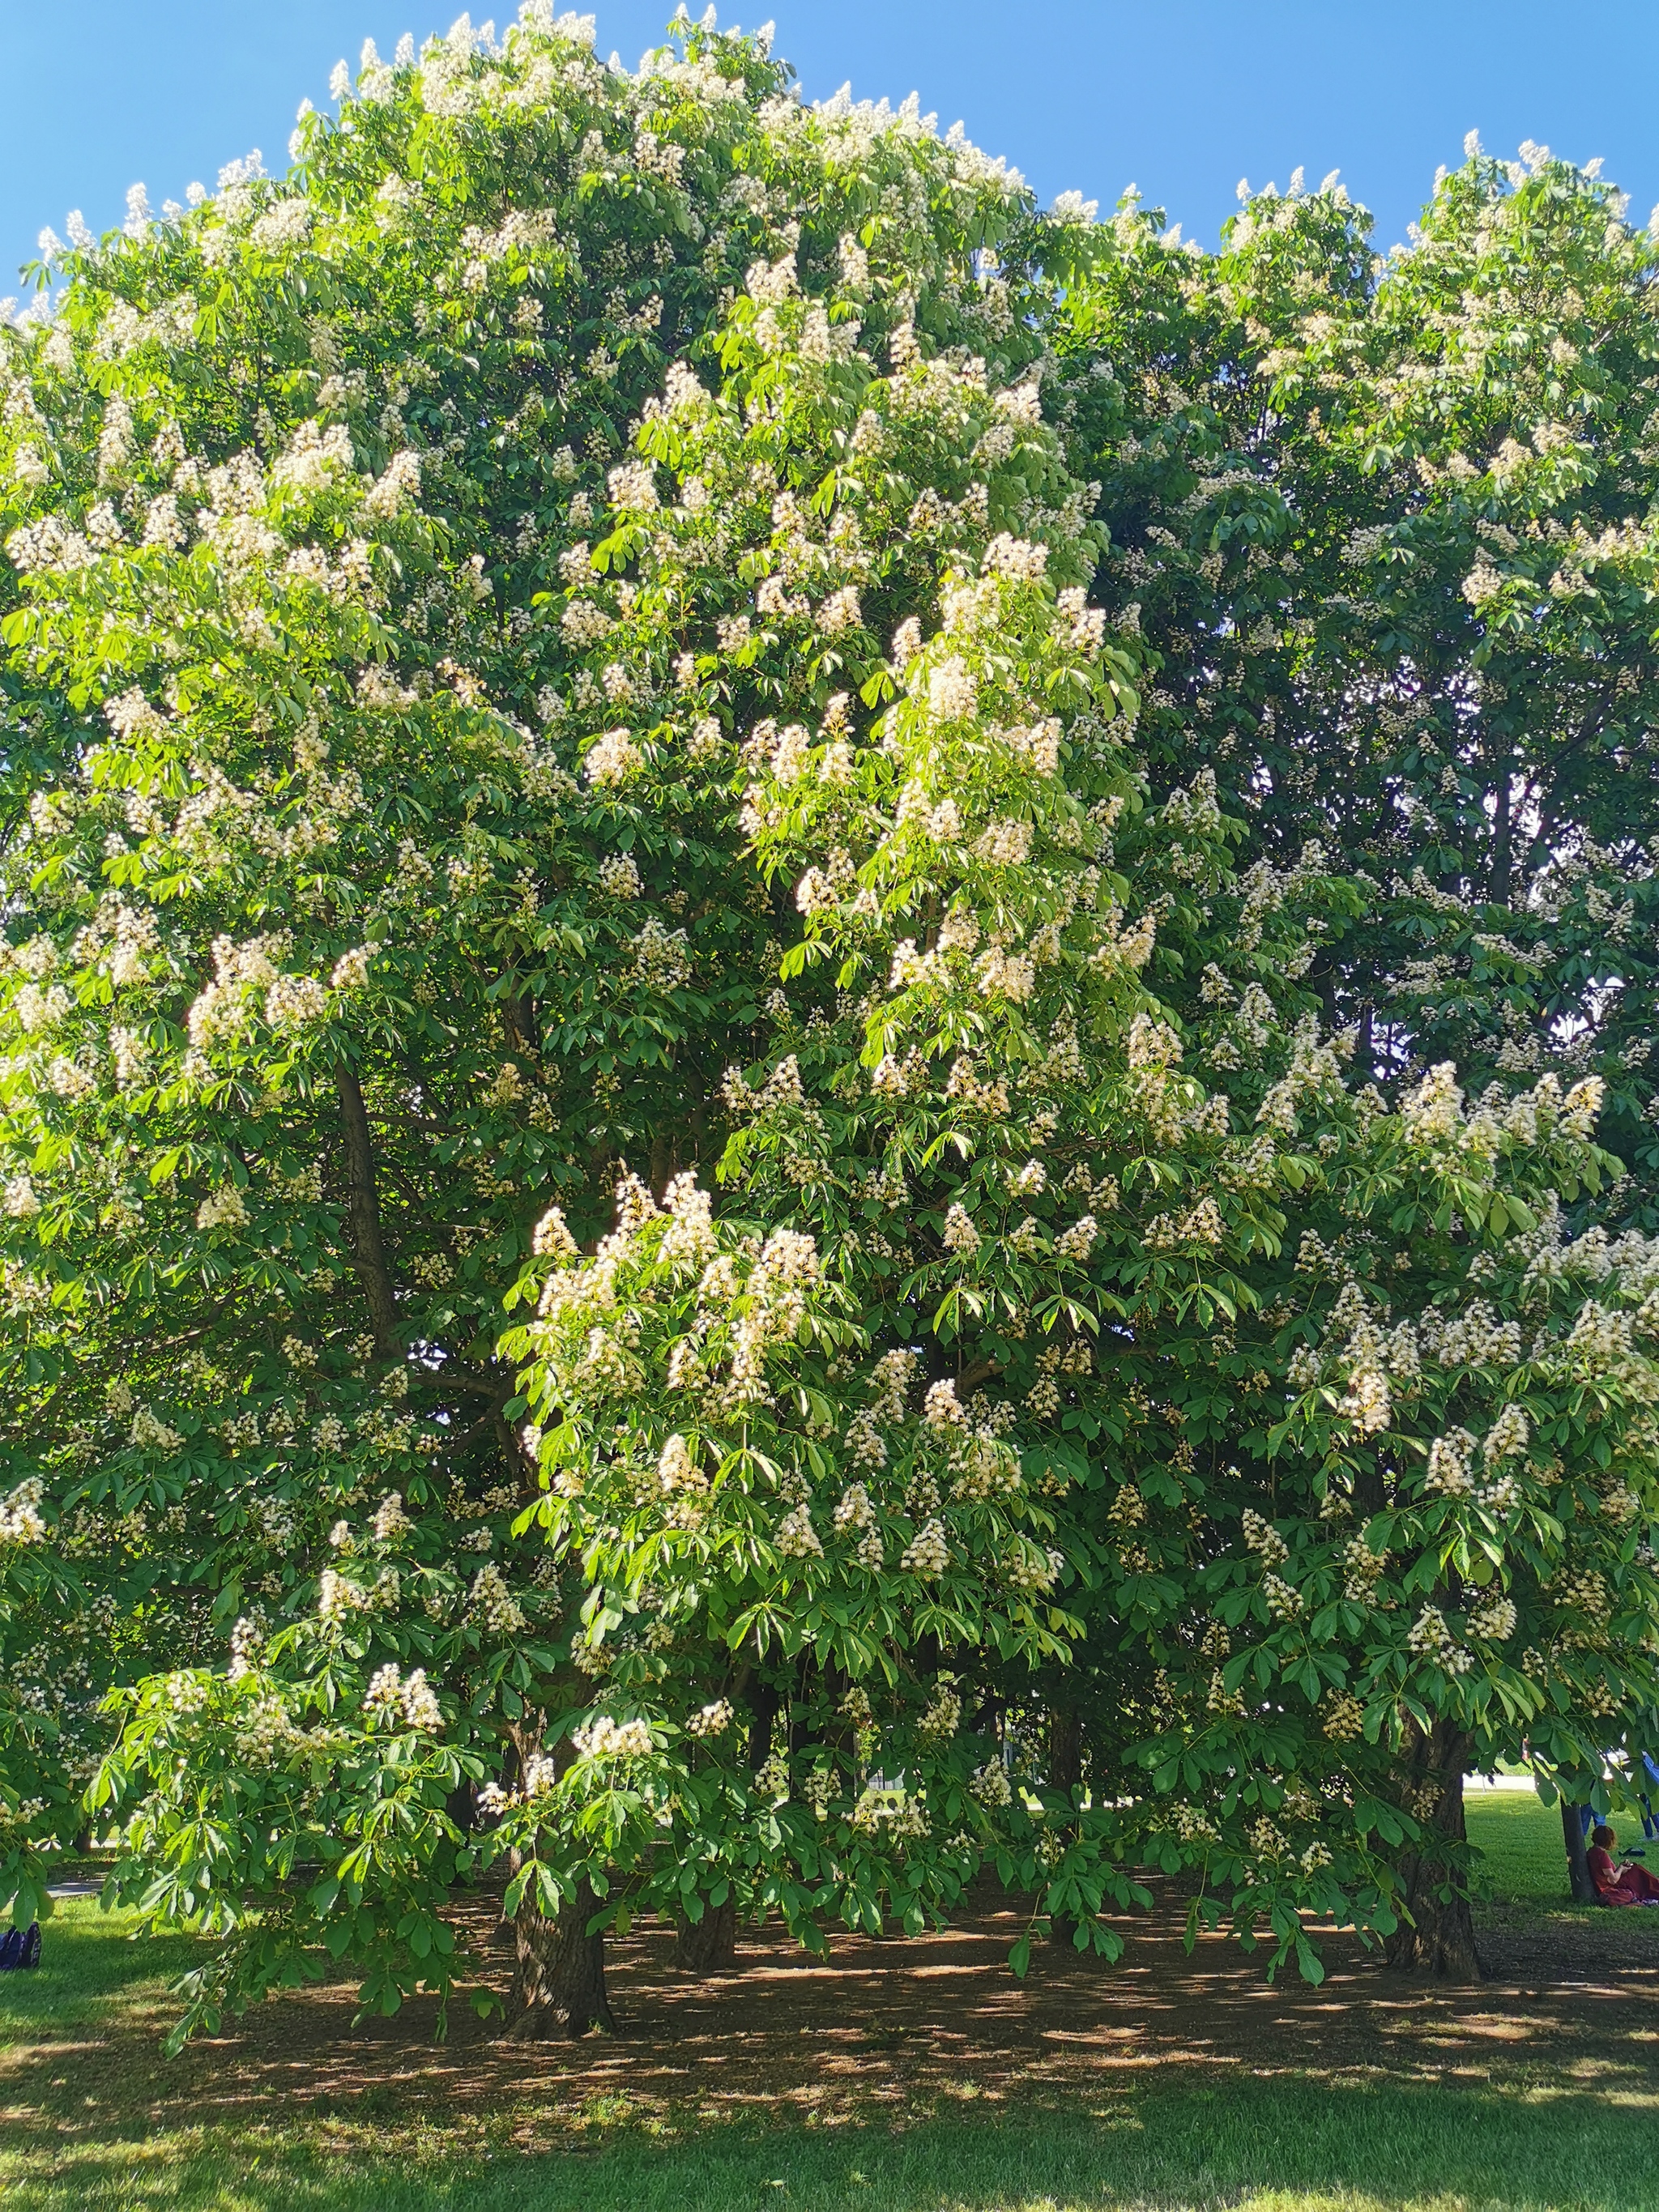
[3,1,1657,281]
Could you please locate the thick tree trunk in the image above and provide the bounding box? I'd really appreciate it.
[1384,1721,1484,1980]
[674,1892,738,1974]
[509,1875,615,2037]
[1561,1800,1597,1903]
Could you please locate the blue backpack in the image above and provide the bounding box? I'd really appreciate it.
[0,1924,38,1971]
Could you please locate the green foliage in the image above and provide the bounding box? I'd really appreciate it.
[1,15,1657,2037]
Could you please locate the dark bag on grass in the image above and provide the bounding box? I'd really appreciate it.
[0,1927,22,1971]
[19,1922,40,1969]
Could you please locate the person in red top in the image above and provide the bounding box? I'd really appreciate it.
[1587,1825,1659,1906]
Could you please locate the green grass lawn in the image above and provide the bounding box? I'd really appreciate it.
[2,1823,1657,2212]
[1,2090,1651,2212]
[1467,1781,1659,1901]
[1466,1785,1575,1899]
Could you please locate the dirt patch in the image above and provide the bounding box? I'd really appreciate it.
[6,1888,1657,2149]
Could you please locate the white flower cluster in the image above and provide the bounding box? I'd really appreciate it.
[227,1613,263,1682]
[686,1698,733,1737]
[362,1662,442,1731]
[923,1379,966,1430]
[469,1562,526,1633]
[834,1480,876,1533]
[318,1567,369,1619]
[1468,1596,1518,1643]
[364,448,422,518]
[658,1431,706,1492]
[2,1174,40,1219]
[0,1477,45,1545]
[901,1516,949,1577]
[916,1677,962,1743]
[970,1759,1012,1807]
[195,1185,249,1233]
[942,1203,980,1255]
[130,1406,183,1453]
[1262,1573,1303,1619]
[1055,1213,1099,1260]
[572,1713,654,1760]
[1004,1541,1062,1596]
[1405,1605,1473,1674]
[531,1204,580,1260]
[1423,1432,1476,1498]
[371,1492,411,1541]
[1341,1535,1388,1603]
[597,852,642,899]
[1483,1404,1529,1464]
[585,727,642,786]
[1321,1691,1365,1742]
[774,1502,823,1558]
[1337,1367,1391,1435]
[331,944,373,991]
[1241,1507,1290,1566]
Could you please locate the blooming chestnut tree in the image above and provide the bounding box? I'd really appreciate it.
[1,8,1656,2039]
[0,6,1101,2031]
[1056,148,1659,1208]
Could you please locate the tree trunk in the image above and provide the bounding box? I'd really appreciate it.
[1384,1721,1483,1980]
[1561,1799,1597,1903]
[502,987,539,1060]
[509,1875,616,2037]
[444,1780,479,1892]
[674,1892,738,1974]
[1488,759,1513,910]
[336,1066,401,1359]
[1047,1704,1083,1948]
[743,1677,780,1772]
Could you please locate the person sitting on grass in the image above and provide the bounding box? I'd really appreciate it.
[1586,1825,1659,1907]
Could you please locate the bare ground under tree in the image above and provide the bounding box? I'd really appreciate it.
[5,1886,1658,2156]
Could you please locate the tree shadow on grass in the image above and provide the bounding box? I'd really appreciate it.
[4,1894,1658,2211]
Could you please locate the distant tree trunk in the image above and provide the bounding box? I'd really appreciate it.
[674,1892,738,1973]
[1047,1704,1083,1949]
[509,1873,615,2037]
[445,1779,477,1890]
[336,1066,401,1358]
[1488,758,1513,909]
[501,987,539,1060]
[1384,1720,1483,1980]
[743,1677,781,1772]
[648,1129,674,1196]
[1562,1799,1597,1903]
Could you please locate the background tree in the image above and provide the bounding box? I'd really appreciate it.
[1056,149,1659,1185]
